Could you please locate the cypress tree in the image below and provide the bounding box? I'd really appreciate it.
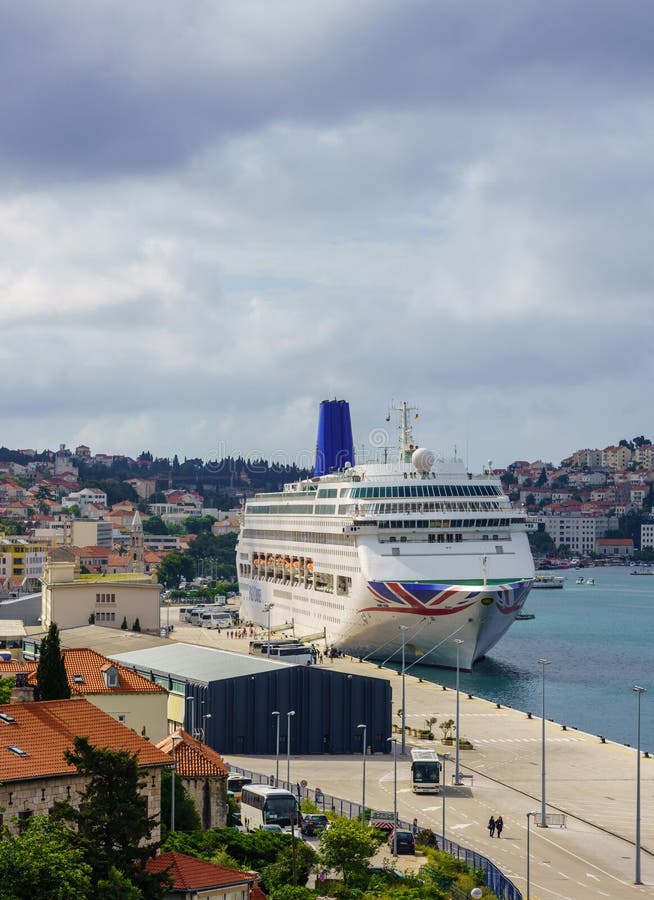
[133,618,141,632]
[36,622,71,700]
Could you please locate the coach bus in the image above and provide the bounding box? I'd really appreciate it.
[410,748,441,794]
[240,785,299,830]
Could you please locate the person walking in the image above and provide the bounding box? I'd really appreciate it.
[487,815,496,838]
[495,815,503,838]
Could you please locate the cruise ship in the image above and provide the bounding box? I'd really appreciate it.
[237,401,535,670]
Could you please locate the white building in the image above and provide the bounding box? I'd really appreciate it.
[535,513,616,555]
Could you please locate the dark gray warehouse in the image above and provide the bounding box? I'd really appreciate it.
[111,644,392,756]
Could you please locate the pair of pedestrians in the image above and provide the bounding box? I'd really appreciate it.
[487,815,503,838]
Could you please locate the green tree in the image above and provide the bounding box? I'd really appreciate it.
[269,886,313,900]
[133,618,141,632]
[121,616,128,630]
[0,816,92,899]
[143,515,169,535]
[0,675,15,704]
[260,837,317,891]
[160,770,201,836]
[157,551,195,589]
[36,622,70,701]
[54,737,168,899]
[318,817,379,887]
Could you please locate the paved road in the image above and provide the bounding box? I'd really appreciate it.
[167,607,654,898]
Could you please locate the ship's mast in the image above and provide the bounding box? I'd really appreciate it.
[390,401,418,463]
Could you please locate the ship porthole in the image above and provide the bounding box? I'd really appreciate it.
[480,596,494,606]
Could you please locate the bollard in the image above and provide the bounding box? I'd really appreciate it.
[527,712,532,719]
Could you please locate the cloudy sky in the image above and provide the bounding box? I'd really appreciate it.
[2,1,653,471]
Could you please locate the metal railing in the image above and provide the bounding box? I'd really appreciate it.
[228,764,522,900]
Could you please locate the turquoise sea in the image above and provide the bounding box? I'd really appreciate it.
[398,566,654,751]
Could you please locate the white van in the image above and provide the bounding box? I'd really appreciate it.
[189,607,208,626]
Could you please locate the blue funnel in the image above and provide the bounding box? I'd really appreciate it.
[314,400,355,476]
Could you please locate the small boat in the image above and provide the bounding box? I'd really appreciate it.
[631,567,654,575]
[586,577,595,585]
[531,574,565,590]
[516,613,536,620]
[576,576,585,584]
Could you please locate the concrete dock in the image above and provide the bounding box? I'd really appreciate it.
[161,612,654,898]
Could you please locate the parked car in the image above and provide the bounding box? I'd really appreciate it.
[300,813,329,836]
[261,824,284,832]
[388,829,416,854]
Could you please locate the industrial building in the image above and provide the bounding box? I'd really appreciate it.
[111,643,391,756]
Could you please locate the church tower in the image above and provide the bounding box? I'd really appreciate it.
[130,510,145,574]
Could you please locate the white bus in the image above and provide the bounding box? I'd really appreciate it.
[248,639,315,665]
[410,748,441,794]
[240,785,299,830]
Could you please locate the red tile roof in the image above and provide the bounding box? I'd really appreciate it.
[0,699,171,783]
[146,852,255,891]
[157,729,228,777]
[0,649,166,696]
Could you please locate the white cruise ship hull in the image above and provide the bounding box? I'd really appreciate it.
[238,569,532,671]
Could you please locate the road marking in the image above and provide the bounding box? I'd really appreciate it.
[586,873,600,881]
[450,823,472,830]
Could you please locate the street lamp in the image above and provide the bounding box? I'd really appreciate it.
[454,638,464,784]
[633,685,646,884]
[526,810,537,899]
[265,603,274,657]
[170,734,182,832]
[357,723,367,825]
[272,711,280,786]
[387,737,398,855]
[538,659,551,827]
[199,713,211,742]
[400,625,408,756]
[286,710,295,786]
[439,752,451,849]
[185,696,195,737]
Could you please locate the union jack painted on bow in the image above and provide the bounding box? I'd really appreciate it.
[361,580,530,617]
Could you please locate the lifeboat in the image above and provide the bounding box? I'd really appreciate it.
[267,555,274,565]
[292,559,300,569]
[275,556,283,565]
[306,560,314,571]
[284,558,291,569]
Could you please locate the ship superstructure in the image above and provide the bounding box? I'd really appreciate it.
[237,401,534,670]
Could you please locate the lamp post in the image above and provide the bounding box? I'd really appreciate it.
[357,723,367,825]
[185,696,195,737]
[400,625,408,756]
[454,638,464,784]
[538,659,551,827]
[387,737,398,855]
[265,603,274,657]
[526,810,537,899]
[170,734,182,832]
[439,752,451,849]
[633,685,646,884]
[199,713,211,743]
[272,711,280,786]
[286,710,295,786]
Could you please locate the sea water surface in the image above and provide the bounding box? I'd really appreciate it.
[395,566,654,751]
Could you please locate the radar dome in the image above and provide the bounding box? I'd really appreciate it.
[412,447,435,473]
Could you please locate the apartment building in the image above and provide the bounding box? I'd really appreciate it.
[535,513,616,555]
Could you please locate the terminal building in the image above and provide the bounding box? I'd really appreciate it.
[110,643,392,757]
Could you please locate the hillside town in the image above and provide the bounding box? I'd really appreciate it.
[1,437,654,601]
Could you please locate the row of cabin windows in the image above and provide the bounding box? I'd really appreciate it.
[349,484,502,499]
